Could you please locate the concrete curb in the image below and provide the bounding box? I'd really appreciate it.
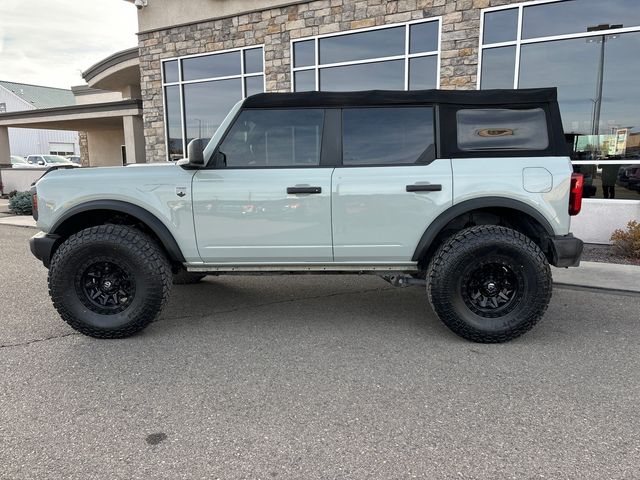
[0,216,38,229]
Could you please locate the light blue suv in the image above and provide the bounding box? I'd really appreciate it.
[29,88,584,342]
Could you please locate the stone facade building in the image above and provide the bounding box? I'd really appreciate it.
[137,0,503,163]
[130,0,640,243]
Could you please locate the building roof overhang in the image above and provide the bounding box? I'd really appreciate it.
[82,47,140,92]
[0,99,142,131]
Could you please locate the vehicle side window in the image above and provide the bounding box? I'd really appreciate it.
[456,108,549,151]
[342,107,436,166]
[218,109,324,168]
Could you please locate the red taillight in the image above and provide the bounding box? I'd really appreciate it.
[569,173,583,216]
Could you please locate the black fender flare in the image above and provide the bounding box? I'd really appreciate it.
[50,200,186,263]
[411,197,556,261]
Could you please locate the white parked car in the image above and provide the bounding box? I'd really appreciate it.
[26,155,79,168]
[10,155,30,168]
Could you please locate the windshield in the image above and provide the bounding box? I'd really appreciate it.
[202,99,244,166]
[11,156,27,164]
[43,155,72,164]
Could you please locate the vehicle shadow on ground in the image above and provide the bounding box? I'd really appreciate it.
[156,274,454,341]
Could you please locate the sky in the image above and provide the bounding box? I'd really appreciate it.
[0,0,138,89]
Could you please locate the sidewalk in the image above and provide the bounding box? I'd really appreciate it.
[552,261,640,293]
[0,214,638,293]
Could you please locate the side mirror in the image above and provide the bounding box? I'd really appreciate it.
[187,138,206,167]
[38,160,45,165]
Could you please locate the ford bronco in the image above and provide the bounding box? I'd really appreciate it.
[29,88,584,342]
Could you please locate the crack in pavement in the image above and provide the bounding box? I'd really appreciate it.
[0,285,396,350]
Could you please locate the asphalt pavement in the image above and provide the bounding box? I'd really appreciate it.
[1,225,639,479]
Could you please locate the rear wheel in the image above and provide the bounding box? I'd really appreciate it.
[48,225,172,338]
[426,225,552,343]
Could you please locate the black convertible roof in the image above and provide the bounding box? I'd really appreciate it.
[243,88,558,108]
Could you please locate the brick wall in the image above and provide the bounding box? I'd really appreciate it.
[78,131,89,167]
[139,0,520,162]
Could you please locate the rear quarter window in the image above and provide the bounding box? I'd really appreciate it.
[456,108,549,151]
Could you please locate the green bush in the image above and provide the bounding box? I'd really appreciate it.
[8,191,33,215]
[610,220,640,259]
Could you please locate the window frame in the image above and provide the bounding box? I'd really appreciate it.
[160,46,266,162]
[290,17,442,93]
[339,105,438,168]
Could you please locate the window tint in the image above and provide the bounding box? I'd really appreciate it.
[483,9,518,45]
[294,40,315,68]
[408,56,438,90]
[409,21,439,53]
[243,48,263,74]
[522,0,639,40]
[218,109,324,168]
[319,26,405,64]
[480,46,516,89]
[320,60,404,91]
[163,60,179,83]
[182,51,241,81]
[456,108,549,151]
[342,107,435,166]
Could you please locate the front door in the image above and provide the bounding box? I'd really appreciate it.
[192,108,334,263]
[331,106,453,262]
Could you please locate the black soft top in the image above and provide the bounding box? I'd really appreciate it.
[243,88,558,108]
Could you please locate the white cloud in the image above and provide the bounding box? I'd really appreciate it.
[0,0,138,89]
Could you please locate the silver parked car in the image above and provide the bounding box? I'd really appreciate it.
[29,88,583,343]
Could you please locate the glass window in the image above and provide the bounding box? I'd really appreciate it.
[164,85,183,160]
[163,60,179,83]
[342,107,435,165]
[456,108,549,151]
[0,102,6,113]
[245,76,264,97]
[294,70,315,92]
[182,51,241,81]
[409,21,439,53]
[182,79,242,145]
[319,26,405,64]
[294,40,315,68]
[408,56,438,90]
[483,9,518,45]
[480,46,516,89]
[244,48,263,74]
[320,60,405,91]
[522,0,639,40]
[218,109,324,168]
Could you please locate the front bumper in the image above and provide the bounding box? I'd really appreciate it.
[29,232,60,268]
[549,234,583,268]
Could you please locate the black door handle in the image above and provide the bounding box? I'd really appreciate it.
[406,184,442,192]
[287,186,322,194]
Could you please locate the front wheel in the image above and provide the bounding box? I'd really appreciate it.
[48,225,172,338]
[427,225,552,343]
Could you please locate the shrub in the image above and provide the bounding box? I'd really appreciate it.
[8,191,33,215]
[610,220,640,259]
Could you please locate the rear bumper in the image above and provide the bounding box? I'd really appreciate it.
[549,234,583,268]
[29,232,60,268]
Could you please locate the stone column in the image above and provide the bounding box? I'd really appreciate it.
[123,115,147,163]
[0,126,10,164]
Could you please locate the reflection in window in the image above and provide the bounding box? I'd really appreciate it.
[183,79,242,146]
[320,60,405,91]
[409,56,438,90]
[218,109,324,168]
[164,86,183,161]
[480,46,515,89]
[483,9,518,45]
[161,47,264,160]
[456,108,549,151]
[293,19,440,92]
[182,51,241,81]
[522,0,639,40]
[343,107,435,165]
[319,26,405,64]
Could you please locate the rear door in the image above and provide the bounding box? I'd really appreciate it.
[192,107,335,263]
[331,106,453,262]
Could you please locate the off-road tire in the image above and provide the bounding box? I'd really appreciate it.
[48,224,172,339]
[173,270,207,285]
[426,225,552,343]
